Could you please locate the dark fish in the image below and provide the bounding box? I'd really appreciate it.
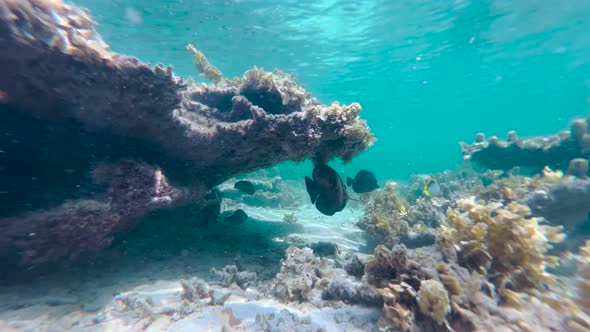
[200,187,222,226]
[346,170,379,193]
[305,164,347,216]
[234,180,256,195]
[224,209,248,225]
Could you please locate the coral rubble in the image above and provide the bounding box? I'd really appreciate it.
[0,0,374,266]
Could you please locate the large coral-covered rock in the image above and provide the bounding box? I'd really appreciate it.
[461,116,590,172]
[0,0,374,266]
[524,178,590,231]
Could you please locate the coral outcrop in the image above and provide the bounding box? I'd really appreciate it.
[461,115,590,172]
[444,167,590,243]
[0,0,374,266]
[566,158,589,178]
[356,182,411,246]
[440,198,563,297]
[270,246,327,303]
[417,279,450,326]
[362,235,572,331]
[357,182,438,248]
[524,178,590,231]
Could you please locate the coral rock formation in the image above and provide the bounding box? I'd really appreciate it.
[357,182,438,248]
[417,279,450,325]
[566,158,589,178]
[440,198,563,299]
[524,177,590,231]
[271,246,326,303]
[0,0,374,266]
[357,182,411,246]
[461,115,590,172]
[362,232,572,331]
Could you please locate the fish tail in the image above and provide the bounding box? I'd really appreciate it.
[346,177,354,187]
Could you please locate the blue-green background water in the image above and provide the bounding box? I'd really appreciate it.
[74,0,590,180]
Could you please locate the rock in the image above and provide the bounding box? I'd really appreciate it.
[322,278,383,307]
[310,241,339,257]
[0,0,374,267]
[344,254,368,279]
[210,265,257,290]
[460,116,590,172]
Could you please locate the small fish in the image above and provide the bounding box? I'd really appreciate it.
[423,177,441,197]
[234,180,256,195]
[346,170,379,193]
[305,164,348,216]
[224,209,248,225]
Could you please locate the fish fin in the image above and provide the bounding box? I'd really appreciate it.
[315,196,336,216]
[305,176,319,203]
[348,197,361,203]
[346,176,354,187]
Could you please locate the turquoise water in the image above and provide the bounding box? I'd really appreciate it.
[75,0,590,180]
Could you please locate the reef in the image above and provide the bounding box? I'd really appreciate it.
[349,171,585,331]
[357,182,411,246]
[567,241,590,331]
[524,177,590,231]
[48,245,383,331]
[405,167,483,203]
[270,246,328,304]
[440,198,564,299]
[0,0,374,266]
[461,115,590,173]
[448,166,590,248]
[357,181,439,248]
[361,223,573,331]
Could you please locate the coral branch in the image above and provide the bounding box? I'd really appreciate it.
[187,44,223,84]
